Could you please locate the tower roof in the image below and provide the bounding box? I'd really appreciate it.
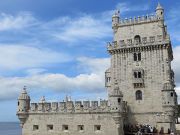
[112,10,120,18]
[156,2,163,10]
[18,86,30,100]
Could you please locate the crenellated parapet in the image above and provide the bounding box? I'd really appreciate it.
[30,100,111,113]
[118,14,161,27]
[29,99,128,114]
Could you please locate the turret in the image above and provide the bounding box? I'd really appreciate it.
[109,80,123,111]
[16,86,30,127]
[109,80,124,135]
[112,10,120,33]
[156,2,164,20]
[162,80,177,115]
[161,80,177,132]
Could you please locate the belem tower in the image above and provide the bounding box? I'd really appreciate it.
[17,3,178,135]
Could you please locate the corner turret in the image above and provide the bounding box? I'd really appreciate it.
[161,80,178,132]
[112,10,120,33]
[16,86,30,127]
[156,2,164,20]
[109,80,123,111]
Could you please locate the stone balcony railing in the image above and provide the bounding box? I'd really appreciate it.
[133,78,144,84]
[107,37,170,51]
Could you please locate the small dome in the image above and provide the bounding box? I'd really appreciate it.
[156,2,163,10]
[112,10,120,18]
[18,86,30,100]
[163,81,174,90]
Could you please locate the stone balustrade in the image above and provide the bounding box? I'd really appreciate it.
[107,37,170,51]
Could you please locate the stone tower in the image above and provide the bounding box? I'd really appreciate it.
[17,86,30,127]
[106,3,178,133]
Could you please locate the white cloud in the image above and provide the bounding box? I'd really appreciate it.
[0,57,110,101]
[116,2,149,14]
[175,86,180,103]
[0,45,72,71]
[172,46,180,84]
[0,12,38,31]
[50,15,112,43]
[25,68,47,76]
[167,6,180,42]
[77,57,110,74]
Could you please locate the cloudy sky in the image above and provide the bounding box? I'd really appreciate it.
[0,0,180,121]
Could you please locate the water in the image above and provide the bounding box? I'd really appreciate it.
[0,122,21,135]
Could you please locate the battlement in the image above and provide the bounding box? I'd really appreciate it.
[30,100,108,113]
[29,99,128,113]
[116,14,161,27]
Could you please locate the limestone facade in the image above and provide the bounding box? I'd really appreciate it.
[106,2,178,133]
[17,3,178,135]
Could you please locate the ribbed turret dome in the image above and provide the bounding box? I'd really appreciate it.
[18,86,30,100]
[112,10,120,18]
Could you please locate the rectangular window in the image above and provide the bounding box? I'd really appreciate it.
[118,98,121,104]
[134,53,137,61]
[78,125,84,131]
[62,125,69,131]
[134,72,137,78]
[47,125,53,131]
[138,72,142,78]
[134,53,141,61]
[33,125,39,131]
[94,125,101,131]
[106,77,111,83]
[138,53,141,61]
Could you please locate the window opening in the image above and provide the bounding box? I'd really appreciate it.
[78,125,84,131]
[94,125,101,131]
[63,125,68,131]
[33,125,39,131]
[136,90,142,100]
[47,125,53,130]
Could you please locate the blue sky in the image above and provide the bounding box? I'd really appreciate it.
[0,0,180,122]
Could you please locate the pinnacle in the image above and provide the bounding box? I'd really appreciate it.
[156,2,163,10]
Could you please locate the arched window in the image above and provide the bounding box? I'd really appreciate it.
[136,90,142,100]
[134,35,141,44]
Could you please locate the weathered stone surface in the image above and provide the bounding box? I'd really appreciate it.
[17,3,178,135]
